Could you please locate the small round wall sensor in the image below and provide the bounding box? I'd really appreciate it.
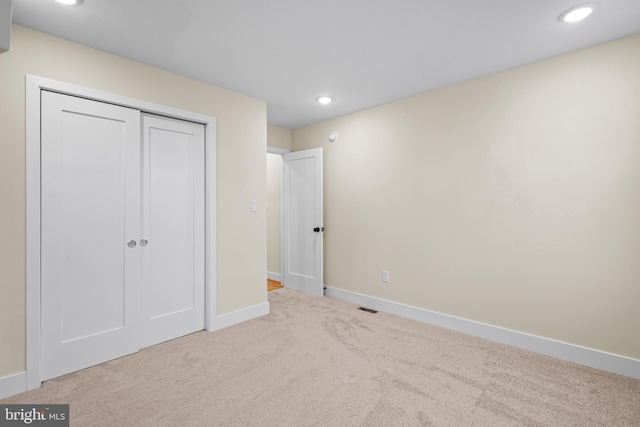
[328,131,338,143]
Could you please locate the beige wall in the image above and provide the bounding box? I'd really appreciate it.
[267,124,292,151]
[267,154,283,275]
[0,25,267,378]
[292,34,640,360]
[0,0,10,52]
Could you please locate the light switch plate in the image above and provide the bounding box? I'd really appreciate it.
[250,200,258,212]
[382,270,390,283]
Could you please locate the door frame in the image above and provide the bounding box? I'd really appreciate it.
[25,75,217,390]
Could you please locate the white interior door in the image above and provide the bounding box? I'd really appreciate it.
[283,148,323,296]
[141,114,205,348]
[41,91,142,381]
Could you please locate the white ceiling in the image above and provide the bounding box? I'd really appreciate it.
[11,0,640,129]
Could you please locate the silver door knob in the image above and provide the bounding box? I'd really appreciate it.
[127,240,136,248]
[140,239,148,247]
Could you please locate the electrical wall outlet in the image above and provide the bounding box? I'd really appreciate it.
[382,270,390,283]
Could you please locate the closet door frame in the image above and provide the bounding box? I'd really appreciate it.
[25,75,217,391]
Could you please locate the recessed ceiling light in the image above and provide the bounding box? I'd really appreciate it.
[560,4,597,23]
[317,96,333,105]
[56,0,82,5]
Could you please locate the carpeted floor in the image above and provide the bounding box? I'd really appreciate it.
[3,288,639,426]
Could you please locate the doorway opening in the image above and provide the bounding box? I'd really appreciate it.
[266,148,288,291]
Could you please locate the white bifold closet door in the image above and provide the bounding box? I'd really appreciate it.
[41,91,205,381]
[141,114,205,349]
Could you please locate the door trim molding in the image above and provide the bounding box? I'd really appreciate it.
[25,75,217,391]
[266,146,290,155]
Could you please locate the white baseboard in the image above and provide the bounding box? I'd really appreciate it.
[267,272,281,282]
[325,287,640,380]
[208,301,270,332]
[0,371,26,400]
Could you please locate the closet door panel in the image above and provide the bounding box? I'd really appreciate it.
[41,91,142,381]
[141,114,205,348]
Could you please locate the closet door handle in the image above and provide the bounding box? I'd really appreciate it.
[127,240,137,248]
[140,239,148,247]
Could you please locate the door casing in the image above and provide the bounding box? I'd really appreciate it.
[25,75,217,390]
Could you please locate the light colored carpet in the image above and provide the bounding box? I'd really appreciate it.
[3,288,639,426]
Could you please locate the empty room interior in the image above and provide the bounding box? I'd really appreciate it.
[1,0,639,425]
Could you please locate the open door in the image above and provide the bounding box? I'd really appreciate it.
[283,148,323,296]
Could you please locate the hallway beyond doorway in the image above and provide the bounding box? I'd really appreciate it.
[267,279,283,292]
